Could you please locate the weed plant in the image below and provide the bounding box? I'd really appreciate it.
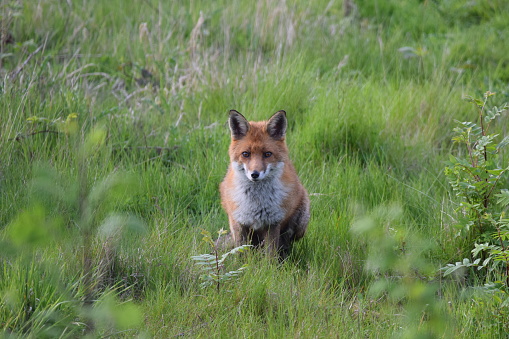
[442,92,509,302]
[191,229,252,292]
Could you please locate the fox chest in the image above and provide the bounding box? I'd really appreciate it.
[230,178,289,230]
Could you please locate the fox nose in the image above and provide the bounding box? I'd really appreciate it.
[251,171,260,179]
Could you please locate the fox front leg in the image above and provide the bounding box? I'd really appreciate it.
[265,224,281,256]
[228,218,244,246]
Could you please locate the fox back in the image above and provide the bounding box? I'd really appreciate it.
[219,110,309,257]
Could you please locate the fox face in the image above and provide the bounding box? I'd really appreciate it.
[228,110,288,182]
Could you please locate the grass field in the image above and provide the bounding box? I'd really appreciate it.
[1,0,509,337]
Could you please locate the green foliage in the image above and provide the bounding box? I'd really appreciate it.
[351,204,450,338]
[443,91,509,300]
[2,124,146,336]
[444,93,509,238]
[82,290,145,337]
[191,229,251,292]
[7,204,60,248]
[0,260,75,336]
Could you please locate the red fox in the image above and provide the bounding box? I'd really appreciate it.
[219,110,310,257]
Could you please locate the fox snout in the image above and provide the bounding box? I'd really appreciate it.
[243,163,268,182]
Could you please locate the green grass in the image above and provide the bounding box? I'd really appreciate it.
[1,0,509,337]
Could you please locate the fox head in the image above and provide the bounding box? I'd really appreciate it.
[227,110,289,182]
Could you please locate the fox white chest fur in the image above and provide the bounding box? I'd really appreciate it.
[230,161,289,230]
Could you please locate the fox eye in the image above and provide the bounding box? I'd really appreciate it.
[241,151,250,158]
[264,152,272,158]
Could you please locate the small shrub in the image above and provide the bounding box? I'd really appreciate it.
[191,229,252,292]
[442,91,509,291]
[351,204,449,338]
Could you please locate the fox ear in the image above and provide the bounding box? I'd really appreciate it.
[228,110,250,140]
[267,110,287,140]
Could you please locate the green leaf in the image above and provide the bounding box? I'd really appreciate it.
[462,95,476,103]
[7,204,62,248]
[31,164,77,207]
[113,301,144,330]
[351,216,377,235]
[486,169,504,176]
[452,135,467,143]
[398,46,418,58]
[474,98,484,107]
[88,172,137,209]
[472,243,493,257]
[474,136,496,152]
[97,214,146,240]
[217,228,228,237]
[83,125,107,156]
[91,293,144,331]
[219,245,252,264]
[448,154,458,163]
[497,136,509,150]
[191,254,216,261]
[456,120,481,135]
[482,257,491,268]
[442,264,463,277]
[496,189,509,207]
[0,53,14,59]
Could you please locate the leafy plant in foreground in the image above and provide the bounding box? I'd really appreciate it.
[351,204,449,338]
[191,229,252,292]
[3,121,146,336]
[442,91,509,290]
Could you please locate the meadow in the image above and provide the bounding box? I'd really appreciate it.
[1,0,509,337]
